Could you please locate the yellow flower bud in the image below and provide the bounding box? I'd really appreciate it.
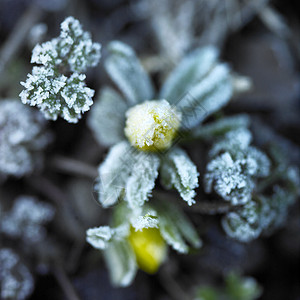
[124,100,181,151]
[128,227,167,274]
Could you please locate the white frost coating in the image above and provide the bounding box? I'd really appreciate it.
[125,152,160,208]
[86,224,130,250]
[160,46,219,102]
[205,152,253,205]
[222,201,261,243]
[97,142,133,207]
[160,148,199,206]
[20,16,101,123]
[0,248,34,300]
[130,211,159,231]
[0,100,51,179]
[87,87,128,146]
[1,196,54,244]
[179,64,232,128]
[105,41,154,105]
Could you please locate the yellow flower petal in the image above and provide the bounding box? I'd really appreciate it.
[128,227,167,274]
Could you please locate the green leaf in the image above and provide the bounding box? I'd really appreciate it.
[103,239,137,287]
[154,201,202,253]
[160,46,218,103]
[191,114,250,140]
[105,41,154,105]
[88,87,128,146]
[160,148,199,206]
[178,64,232,129]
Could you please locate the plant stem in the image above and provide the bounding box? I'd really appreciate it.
[50,156,98,179]
[53,262,82,300]
[0,5,43,79]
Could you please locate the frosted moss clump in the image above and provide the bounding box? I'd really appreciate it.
[1,196,55,244]
[204,128,271,205]
[20,16,101,123]
[124,100,181,151]
[0,248,34,300]
[0,100,51,180]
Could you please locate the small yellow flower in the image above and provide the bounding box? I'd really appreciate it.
[124,100,181,151]
[128,227,167,274]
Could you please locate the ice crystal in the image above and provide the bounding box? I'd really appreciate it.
[1,196,55,244]
[0,248,34,300]
[0,99,51,179]
[20,16,101,123]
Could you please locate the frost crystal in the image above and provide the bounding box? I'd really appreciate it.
[0,100,51,179]
[0,248,34,300]
[1,196,55,244]
[20,16,101,123]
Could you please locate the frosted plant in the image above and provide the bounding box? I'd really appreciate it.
[20,16,101,123]
[0,99,51,180]
[1,195,55,244]
[88,41,234,209]
[0,248,34,300]
[204,128,271,205]
[86,41,238,286]
[87,200,201,286]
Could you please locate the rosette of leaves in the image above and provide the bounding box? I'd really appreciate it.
[20,16,101,123]
[86,200,202,286]
[204,127,271,206]
[0,248,34,300]
[0,99,51,180]
[221,145,300,243]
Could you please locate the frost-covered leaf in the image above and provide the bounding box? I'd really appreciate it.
[191,114,250,140]
[20,16,101,123]
[103,239,137,287]
[58,16,101,73]
[105,41,154,105]
[160,46,218,103]
[154,201,202,253]
[178,64,232,129]
[125,152,160,209]
[0,100,51,179]
[205,152,254,205]
[160,148,199,206]
[88,87,128,146]
[86,224,129,250]
[222,201,261,243]
[0,248,34,300]
[158,214,189,253]
[1,196,54,244]
[96,142,133,207]
[209,128,253,158]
